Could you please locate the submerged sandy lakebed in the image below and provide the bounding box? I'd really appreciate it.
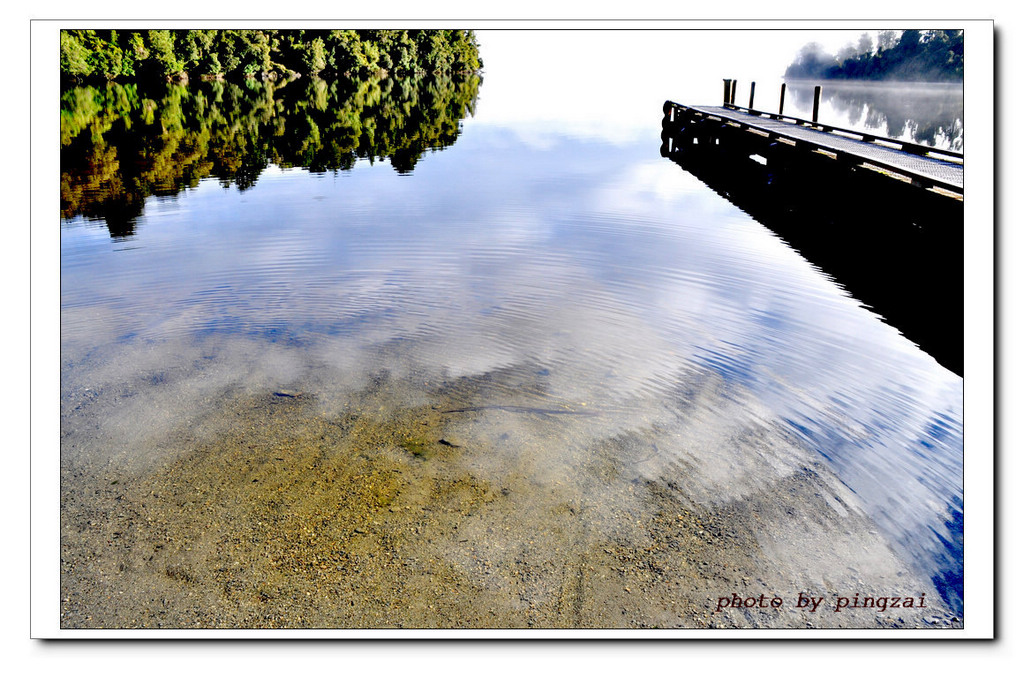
[59,362,959,631]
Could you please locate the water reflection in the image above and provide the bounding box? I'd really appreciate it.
[60,78,964,626]
[784,81,964,151]
[60,73,482,238]
[660,111,963,375]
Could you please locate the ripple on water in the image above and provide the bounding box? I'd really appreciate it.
[60,131,964,625]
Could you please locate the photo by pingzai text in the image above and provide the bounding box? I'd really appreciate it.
[715,592,928,614]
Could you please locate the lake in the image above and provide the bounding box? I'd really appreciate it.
[59,66,964,629]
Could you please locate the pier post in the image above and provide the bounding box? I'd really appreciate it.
[748,82,756,110]
[730,79,737,105]
[812,85,822,123]
[779,83,786,116]
[723,79,732,105]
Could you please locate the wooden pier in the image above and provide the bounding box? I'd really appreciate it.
[659,88,964,375]
[661,100,963,198]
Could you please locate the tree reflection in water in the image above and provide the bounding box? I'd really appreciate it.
[60,73,482,238]
[785,81,963,152]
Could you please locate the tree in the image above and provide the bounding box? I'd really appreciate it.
[324,30,378,74]
[304,37,327,74]
[785,29,963,82]
[784,42,837,79]
[449,30,482,71]
[60,30,94,78]
[856,33,873,56]
[146,30,185,77]
[877,30,899,53]
[837,42,858,64]
[60,29,483,82]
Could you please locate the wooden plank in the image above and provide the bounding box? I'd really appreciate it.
[665,102,963,195]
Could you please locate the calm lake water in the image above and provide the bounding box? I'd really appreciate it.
[769,81,963,151]
[59,69,964,628]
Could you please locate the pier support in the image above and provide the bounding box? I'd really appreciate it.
[659,100,963,375]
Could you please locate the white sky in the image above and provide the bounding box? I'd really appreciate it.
[468,28,878,136]
[476,28,870,83]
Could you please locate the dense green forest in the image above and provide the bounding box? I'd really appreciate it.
[60,29,483,81]
[785,29,963,82]
[61,72,481,236]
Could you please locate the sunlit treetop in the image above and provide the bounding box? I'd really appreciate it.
[60,29,484,82]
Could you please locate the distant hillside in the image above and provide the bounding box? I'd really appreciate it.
[785,30,963,82]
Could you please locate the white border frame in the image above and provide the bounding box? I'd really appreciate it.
[30,19,995,640]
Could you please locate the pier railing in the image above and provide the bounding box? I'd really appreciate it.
[717,79,963,163]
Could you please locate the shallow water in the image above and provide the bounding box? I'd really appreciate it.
[59,67,964,628]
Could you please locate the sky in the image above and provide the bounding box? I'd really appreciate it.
[467,28,878,137]
[476,27,871,86]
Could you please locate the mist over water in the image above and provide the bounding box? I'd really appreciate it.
[784,81,964,150]
[59,48,964,627]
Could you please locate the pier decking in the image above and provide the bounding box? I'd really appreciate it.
[662,102,963,198]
